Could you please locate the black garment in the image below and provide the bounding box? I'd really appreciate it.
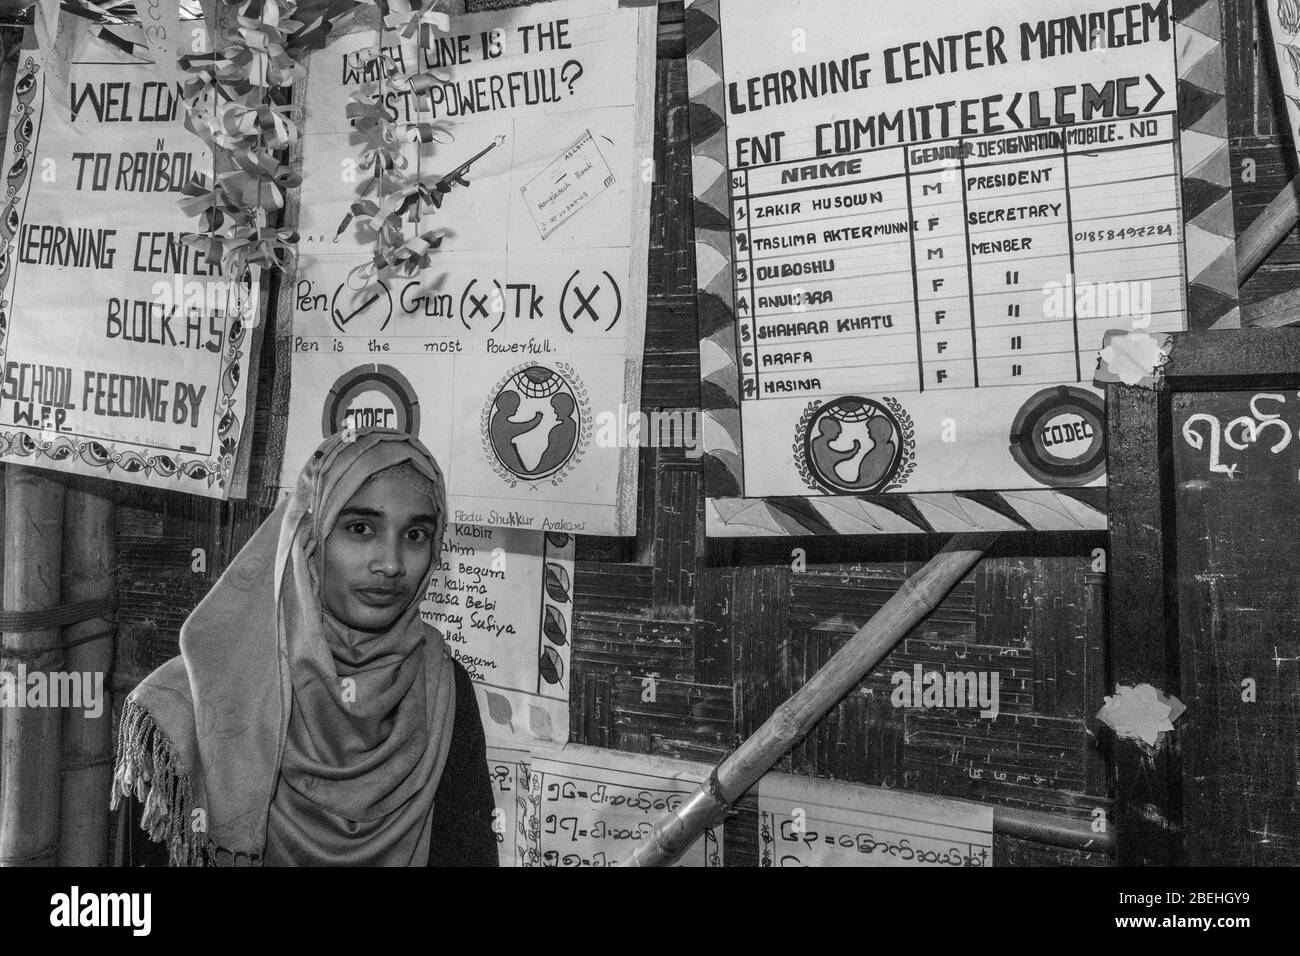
[117,659,498,866]
[427,659,498,866]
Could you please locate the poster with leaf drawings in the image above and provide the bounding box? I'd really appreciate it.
[276,0,655,536]
[686,0,1239,536]
[0,20,261,497]
[485,744,531,866]
[1263,1,1300,165]
[424,526,574,746]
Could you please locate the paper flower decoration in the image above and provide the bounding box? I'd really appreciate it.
[1097,330,1170,387]
[1096,683,1186,747]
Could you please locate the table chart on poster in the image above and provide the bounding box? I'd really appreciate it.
[729,111,1185,400]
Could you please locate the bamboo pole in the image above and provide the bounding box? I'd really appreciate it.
[1236,174,1300,286]
[0,467,66,866]
[58,488,114,866]
[992,805,1111,852]
[0,0,15,826]
[620,533,993,867]
[1242,286,1300,328]
[1225,176,1300,325]
[0,465,4,806]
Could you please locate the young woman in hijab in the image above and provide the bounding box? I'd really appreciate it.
[111,428,498,866]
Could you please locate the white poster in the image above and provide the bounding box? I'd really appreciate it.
[0,23,259,497]
[758,772,993,867]
[509,745,724,867]
[425,526,574,745]
[1265,2,1300,166]
[688,0,1236,534]
[279,0,655,535]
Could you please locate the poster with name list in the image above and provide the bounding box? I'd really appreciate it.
[423,527,574,746]
[0,23,260,497]
[687,0,1238,535]
[278,0,655,535]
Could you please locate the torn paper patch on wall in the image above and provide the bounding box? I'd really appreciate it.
[1096,683,1186,750]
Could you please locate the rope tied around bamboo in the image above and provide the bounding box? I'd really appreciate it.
[0,594,115,631]
[0,596,116,675]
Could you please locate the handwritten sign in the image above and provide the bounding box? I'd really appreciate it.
[1171,384,1300,863]
[0,21,259,497]
[758,772,993,867]
[279,0,655,534]
[423,526,574,745]
[1178,391,1298,482]
[522,129,617,239]
[506,745,723,867]
[687,0,1235,535]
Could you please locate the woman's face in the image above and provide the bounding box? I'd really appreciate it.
[321,470,440,631]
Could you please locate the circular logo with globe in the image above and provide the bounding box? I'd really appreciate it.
[794,396,914,494]
[482,363,590,486]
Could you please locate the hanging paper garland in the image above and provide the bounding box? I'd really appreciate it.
[177,0,346,278]
[335,0,497,284]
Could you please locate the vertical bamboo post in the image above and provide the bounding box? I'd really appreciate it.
[621,533,994,866]
[0,465,5,804]
[0,0,19,834]
[58,488,114,866]
[0,467,66,866]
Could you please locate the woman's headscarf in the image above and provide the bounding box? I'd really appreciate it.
[111,429,455,866]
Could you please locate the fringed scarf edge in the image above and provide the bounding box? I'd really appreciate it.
[110,696,263,868]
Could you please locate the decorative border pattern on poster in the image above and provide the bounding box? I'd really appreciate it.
[486,744,532,867]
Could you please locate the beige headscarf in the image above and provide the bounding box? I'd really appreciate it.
[111,429,456,866]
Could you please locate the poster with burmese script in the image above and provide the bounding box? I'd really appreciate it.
[277,0,655,536]
[0,22,259,497]
[518,745,725,867]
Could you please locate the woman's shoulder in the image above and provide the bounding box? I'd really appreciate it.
[137,655,192,699]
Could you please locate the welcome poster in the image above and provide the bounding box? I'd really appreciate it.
[0,22,259,497]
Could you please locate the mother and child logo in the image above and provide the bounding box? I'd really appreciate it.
[795,395,915,494]
[485,365,586,484]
